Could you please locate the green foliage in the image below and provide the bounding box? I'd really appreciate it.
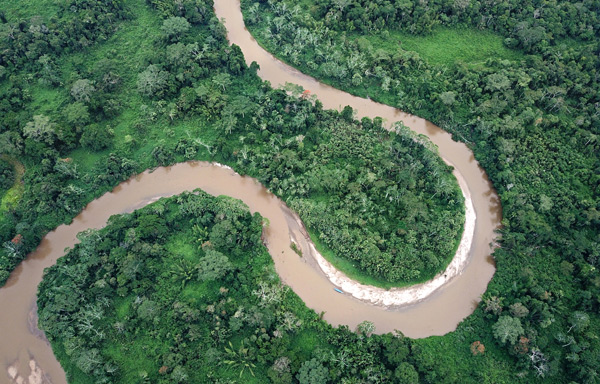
[23,115,55,144]
[355,27,523,67]
[492,316,524,345]
[242,0,600,380]
[394,362,419,383]
[161,16,191,42]
[197,248,233,281]
[63,102,91,129]
[38,192,417,383]
[6,0,599,381]
[0,160,14,194]
[223,341,256,378]
[296,358,329,384]
[71,79,96,104]
[137,64,170,98]
[80,124,113,151]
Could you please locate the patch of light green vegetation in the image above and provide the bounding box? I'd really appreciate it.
[355,26,524,67]
[0,157,24,214]
[0,183,23,213]
[1,0,60,20]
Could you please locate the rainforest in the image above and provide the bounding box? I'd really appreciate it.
[0,0,598,383]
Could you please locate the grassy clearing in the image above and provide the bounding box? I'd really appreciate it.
[165,232,198,262]
[0,155,25,214]
[352,26,523,67]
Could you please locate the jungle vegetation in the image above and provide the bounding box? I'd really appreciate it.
[38,191,422,383]
[0,0,463,290]
[0,0,597,382]
[241,0,600,381]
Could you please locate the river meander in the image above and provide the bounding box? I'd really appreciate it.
[1,2,501,382]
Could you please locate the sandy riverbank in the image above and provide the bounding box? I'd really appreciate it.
[286,167,476,308]
[7,359,52,384]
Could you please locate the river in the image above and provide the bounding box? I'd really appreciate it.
[1,1,501,383]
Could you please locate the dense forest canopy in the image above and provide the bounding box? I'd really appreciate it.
[0,158,14,194]
[243,0,600,381]
[0,0,464,288]
[309,0,599,49]
[38,191,422,383]
[0,0,597,381]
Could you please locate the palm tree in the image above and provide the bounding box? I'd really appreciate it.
[222,341,256,378]
[169,258,196,288]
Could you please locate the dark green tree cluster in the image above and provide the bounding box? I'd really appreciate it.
[38,192,421,383]
[243,0,600,381]
[0,158,14,194]
[0,0,130,72]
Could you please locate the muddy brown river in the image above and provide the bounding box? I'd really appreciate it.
[1,2,501,383]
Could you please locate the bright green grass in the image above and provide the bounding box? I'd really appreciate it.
[0,0,59,20]
[290,329,328,360]
[165,232,198,262]
[0,156,24,214]
[352,26,523,67]
[28,86,68,116]
[115,297,132,319]
[104,339,167,382]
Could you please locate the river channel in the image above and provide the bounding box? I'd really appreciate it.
[2,2,501,383]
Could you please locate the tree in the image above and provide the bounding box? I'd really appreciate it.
[0,132,23,156]
[212,72,231,91]
[71,79,96,103]
[80,124,113,151]
[333,0,351,12]
[137,64,170,98]
[23,114,55,144]
[171,366,188,382]
[0,160,15,192]
[161,16,191,42]
[223,341,256,378]
[356,320,375,337]
[268,357,293,384]
[509,303,529,318]
[297,358,328,384]
[484,296,503,315]
[197,249,233,281]
[493,316,523,345]
[218,108,238,136]
[394,362,419,383]
[137,299,158,321]
[568,312,590,333]
[63,102,90,129]
[439,91,456,106]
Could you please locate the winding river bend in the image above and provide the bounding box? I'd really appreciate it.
[2,2,501,383]
[214,0,499,329]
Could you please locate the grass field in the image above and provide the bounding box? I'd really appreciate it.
[351,26,523,67]
[0,156,24,214]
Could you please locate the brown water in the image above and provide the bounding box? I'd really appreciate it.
[1,2,501,383]
[213,0,500,334]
